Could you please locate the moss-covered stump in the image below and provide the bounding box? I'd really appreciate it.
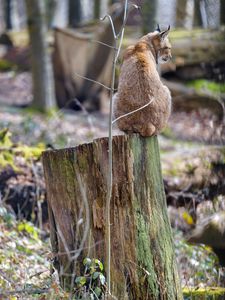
[42,134,182,299]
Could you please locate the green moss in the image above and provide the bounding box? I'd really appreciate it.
[131,136,182,299]
[0,128,45,170]
[169,28,223,40]
[77,151,88,172]
[187,80,225,94]
[0,128,13,147]
[0,59,17,71]
[23,106,58,115]
[136,213,158,296]
[183,287,225,299]
[15,143,45,159]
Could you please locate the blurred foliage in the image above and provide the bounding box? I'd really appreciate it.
[183,287,225,299]
[0,128,15,169]
[187,80,225,94]
[0,59,17,71]
[17,221,39,240]
[182,211,194,226]
[161,126,176,139]
[0,128,45,170]
[9,30,29,47]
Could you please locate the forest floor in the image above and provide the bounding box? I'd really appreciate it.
[0,69,225,299]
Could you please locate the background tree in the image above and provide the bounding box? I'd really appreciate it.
[94,0,101,20]
[45,0,57,28]
[193,0,203,27]
[175,0,188,28]
[0,0,5,31]
[220,0,225,25]
[68,0,82,28]
[25,0,56,111]
[4,0,12,30]
[142,0,157,34]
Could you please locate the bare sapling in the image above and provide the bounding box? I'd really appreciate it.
[100,1,139,294]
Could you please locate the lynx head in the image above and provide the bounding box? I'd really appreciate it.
[147,25,172,64]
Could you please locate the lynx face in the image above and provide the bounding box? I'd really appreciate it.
[158,39,172,64]
[149,26,172,64]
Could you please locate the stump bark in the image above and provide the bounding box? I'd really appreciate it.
[42,134,182,300]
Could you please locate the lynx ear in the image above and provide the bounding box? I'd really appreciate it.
[156,24,161,32]
[159,25,170,40]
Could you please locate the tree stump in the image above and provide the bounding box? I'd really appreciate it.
[42,134,182,299]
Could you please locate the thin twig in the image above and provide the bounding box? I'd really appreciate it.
[56,225,71,262]
[74,72,111,91]
[50,240,104,257]
[91,39,118,50]
[105,39,116,294]
[71,172,90,261]
[101,0,137,295]
[100,14,117,39]
[112,98,154,125]
[0,288,49,297]
[103,0,137,294]
[115,3,139,61]
[72,98,95,134]
[100,0,139,294]
[116,4,139,39]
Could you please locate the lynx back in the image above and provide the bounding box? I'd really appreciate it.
[113,26,172,137]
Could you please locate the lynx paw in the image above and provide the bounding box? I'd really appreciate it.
[140,123,156,137]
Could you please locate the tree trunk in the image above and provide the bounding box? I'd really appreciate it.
[175,0,188,28]
[42,134,182,299]
[221,0,225,25]
[0,0,5,31]
[193,0,203,27]
[45,0,57,28]
[4,0,12,29]
[94,0,101,19]
[68,0,82,28]
[142,0,157,34]
[160,29,225,76]
[25,0,56,111]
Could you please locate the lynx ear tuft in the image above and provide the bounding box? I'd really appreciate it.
[156,24,161,32]
[159,25,170,40]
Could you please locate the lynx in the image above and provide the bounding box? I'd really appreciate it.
[113,26,172,136]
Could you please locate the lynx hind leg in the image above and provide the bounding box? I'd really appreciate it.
[139,123,156,137]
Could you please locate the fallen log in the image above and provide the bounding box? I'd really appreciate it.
[42,134,182,299]
[163,79,224,120]
[161,28,225,77]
